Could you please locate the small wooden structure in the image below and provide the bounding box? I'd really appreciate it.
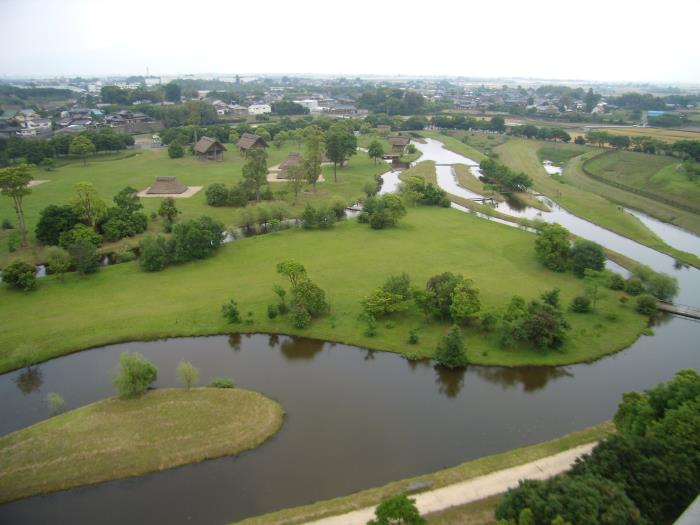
[277,152,303,179]
[377,124,391,136]
[388,135,410,153]
[237,132,268,154]
[194,136,227,161]
[146,176,188,195]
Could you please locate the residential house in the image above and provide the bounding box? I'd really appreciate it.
[248,104,272,115]
[13,109,39,123]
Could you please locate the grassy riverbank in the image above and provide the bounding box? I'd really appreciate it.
[493,139,700,267]
[0,388,284,504]
[233,422,613,525]
[0,206,647,373]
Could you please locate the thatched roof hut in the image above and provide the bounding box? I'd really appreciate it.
[147,176,187,194]
[237,132,268,152]
[194,136,227,160]
[388,135,411,152]
[277,152,303,179]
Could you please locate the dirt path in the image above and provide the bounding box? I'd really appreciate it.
[303,442,596,525]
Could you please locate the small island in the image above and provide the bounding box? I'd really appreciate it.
[0,388,285,504]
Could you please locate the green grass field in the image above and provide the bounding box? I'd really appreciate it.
[425,495,500,525]
[0,145,389,266]
[234,422,612,525]
[0,206,647,374]
[537,143,589,166]
[583,150,700,212]
[590,126,700,143]
[493,139,700,267]
[0,388,284,503]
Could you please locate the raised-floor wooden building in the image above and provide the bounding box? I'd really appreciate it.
[194,136,227,161]
[237,132,268,154]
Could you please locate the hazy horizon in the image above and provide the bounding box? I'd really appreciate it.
[2,0,699,84]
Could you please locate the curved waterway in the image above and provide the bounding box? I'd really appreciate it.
[1,137,699,525]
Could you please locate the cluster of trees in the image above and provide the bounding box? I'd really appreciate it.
[357,88,428,115]
[584,132,700,161]
[205,181,273,207]
[138,216,223,272]
[138,101,218,127]
[478,158,533,192]
[236,202,292,234]
[496,369,700,525]
[431,114,506,133]
[300,199,347,230]
[509,125,571,142]
[358,194,407,229]
[271,100,308,115]
[534,224,605,276]
[325,122,357,181]
[272,260,329,328]
[398,177,450,207]
[0,129,134,166]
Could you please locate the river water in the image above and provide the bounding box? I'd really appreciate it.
[1,138,699,525]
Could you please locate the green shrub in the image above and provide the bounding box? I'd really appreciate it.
[625,278,644,296]
[2,260,37,291]
[138,235,170,272]
[291,304,311,329]
[436,325,468,369]
[222,299,241,323]
[209,377,236,388]
[1,218,12,229]
[408,329,419,344]
[570,295,592,313]
[635,294,658,316]
[7,231,21,252]
[608,273,626,290]
[112,352,158,399]
[267,303,279,319]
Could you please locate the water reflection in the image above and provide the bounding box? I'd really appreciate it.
[228,333,242,351]
[14,366,43,395]
[473,366,573,393]
[434,366,465,398]
[280,336,324,360]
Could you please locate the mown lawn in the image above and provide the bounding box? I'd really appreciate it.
[0,388,284,503]
[0,206,647,373]
[493,139,700,267]
[0,145,389,266]
[234,422,612,525]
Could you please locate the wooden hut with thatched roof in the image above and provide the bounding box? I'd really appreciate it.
[194,136,227,161]
[277,152,303,179]
[146,176,188,195]
[388,135,410,153]
[237,132,268,154]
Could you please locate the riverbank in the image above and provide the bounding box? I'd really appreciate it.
[0,387,284,504]
[233,422,611,525]
[0,207,648,373]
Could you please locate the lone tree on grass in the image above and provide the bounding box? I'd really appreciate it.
[158,197,180,231]
[435,325,468,369]
[367,494,426,525]
[242,148,268,201]
[176,361,199,390]
[367,140,385,165]
[0,164,33,246]
[534,223,570,272]
[569,239,605,278]
[113,351,158,399]
[69,135,96,166]
[325,123,357,182]
[303,126,325,192]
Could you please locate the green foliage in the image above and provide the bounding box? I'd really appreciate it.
[569,239,605,278]
[45,246,71,280]
[367,494,426,525]
[325,123,357,181]
[138,235,170,272]
[7,231,20,252]
[300,203,336,230]
[608,273,626,290]
[522,296,570,350]
[46,392,65,416]
[399,176,450,207]
[292,278,329,316]
[1,218,12,229]
[2,260,36,291]
[291,303,311,328]
[242,148,268,201]
[635,294,658,316]
[205,183,230,207]
[450,279,482,324]
[0,163,33,246]
[35,205,79,246]
[435,325,468,369]
[157,197,180,231]
[68,238,99,275]
[171,216,224,263]
[69,135,96,164]
[164,82,181,102]
[362,288,409,317]
[359,194,407,229]
[209,377,236,388]
[222,299,241,323]
[570,295,591,313]
[631,265,679,301]
[267,303,279,319]
[276,260,307,288]
[408,329,419,344]
[72,182,106,228]
[112,352,158,399]
[176,361,199,390]
[479,158,532,191]
[625,277,644,296]
[167,141,185,159]
[534,224,570,272]
[367,140,385,164]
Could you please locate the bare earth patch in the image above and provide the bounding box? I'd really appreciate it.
[28,180,49,187]
[137,186,203,198]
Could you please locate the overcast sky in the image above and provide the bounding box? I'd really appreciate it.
[1,0,699,83]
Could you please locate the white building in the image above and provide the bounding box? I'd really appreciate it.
[294,99,318,111]
[248,104,272,115]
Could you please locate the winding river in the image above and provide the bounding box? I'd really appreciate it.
[1,138,699,525]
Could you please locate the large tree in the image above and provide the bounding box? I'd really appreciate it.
[242,147,268,201]
[367,140,385,164]
[569,239,605,278]
[534,223,570,272]
[35,204,79,246]
[325,124,357,182]
[0,164,32,246]
[72,182,106,228]
[69,135,96,166]
[303,126,325,192]
[164,82,181,103]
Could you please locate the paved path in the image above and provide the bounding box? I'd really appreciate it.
[304,443,596,525]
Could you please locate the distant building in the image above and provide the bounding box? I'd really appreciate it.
[13,109,39,123]
[248,104,272,115]
[647,110,667,118]
[388,135,410,153]
[294,99,319,111]
[193,136,227,161]
[227,104,249,117]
